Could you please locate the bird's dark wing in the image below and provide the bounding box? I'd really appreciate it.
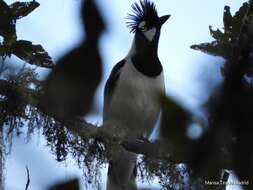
[103,60,125,121]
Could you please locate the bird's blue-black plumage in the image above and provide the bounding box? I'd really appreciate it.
[126,0,158,33]
[103,60,125,119]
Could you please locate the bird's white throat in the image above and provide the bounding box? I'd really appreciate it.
[143,28,156,42]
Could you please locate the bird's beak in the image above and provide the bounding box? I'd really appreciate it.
[159,15,171,26]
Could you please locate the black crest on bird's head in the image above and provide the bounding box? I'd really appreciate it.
[126,0,158,33]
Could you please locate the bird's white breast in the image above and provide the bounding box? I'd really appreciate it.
[105,59,165,138]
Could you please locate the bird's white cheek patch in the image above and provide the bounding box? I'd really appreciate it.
[143,28,156,41]
[138,21,146,29]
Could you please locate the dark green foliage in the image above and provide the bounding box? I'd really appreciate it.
[161,97,190,141]
[160,97,195,163]
[191,1,253,189]
[11,40,53,68]
[0,0,18,42]
[190,39,232,59]
[0,0,53,68]
[0,0,107,187]
[40,0,105,121]
[82,0,106,39]
[1,0,253,190]
[41,118,107,188]
[191,2,249,59]
[9,1,40,20]
[48,178,80,190]
[138,157,187,190]
[0,67,40,137]
[0,64,107,186]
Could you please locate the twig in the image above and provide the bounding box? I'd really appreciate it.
[218,170,229,190]
[25,166,30,190]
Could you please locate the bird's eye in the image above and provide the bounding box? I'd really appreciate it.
[138,21,147,31]
[140,25,147,31]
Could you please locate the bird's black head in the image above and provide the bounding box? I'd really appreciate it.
[126,0,170,53]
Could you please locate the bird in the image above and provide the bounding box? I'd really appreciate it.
[103,0,170,189]
[40,0,105,121]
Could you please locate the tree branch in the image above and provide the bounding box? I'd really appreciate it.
[0,79,234,169]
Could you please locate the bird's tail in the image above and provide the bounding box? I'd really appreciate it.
[106,147,137,190]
